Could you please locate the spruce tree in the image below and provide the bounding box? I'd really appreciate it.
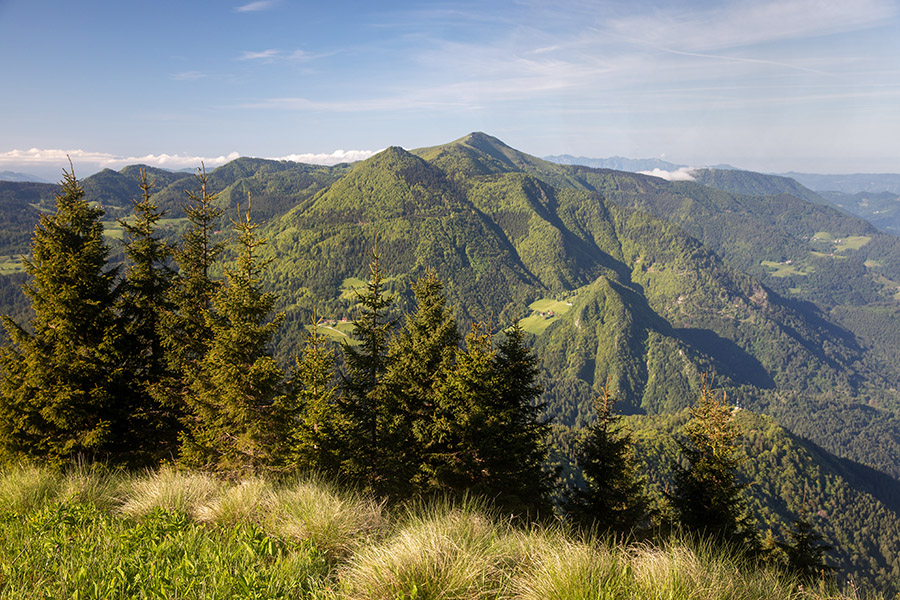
[179,196,286,474]
[669,380,759,553]
[117,169,178,462]
[0,167,124,465]
[778,505,835,583]
[288,317,343,474]
[339,241,395,491]
[426,323,498,497]
[382,268,459,494]
[565,383,650,534]
[156,166,223,421]
[427,321,551,515]
[489,321,553,514]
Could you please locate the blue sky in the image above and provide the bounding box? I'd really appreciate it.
[1,0,898,179]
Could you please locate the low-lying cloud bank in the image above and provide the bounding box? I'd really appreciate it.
[0,147,378,180]
[638,167,697,181]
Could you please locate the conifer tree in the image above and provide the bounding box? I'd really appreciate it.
[382,268,459,493]
[426,323,498,496]
[339,240,395,490]
[565,383,650,534]
[117,169,178,461]
[179,195,286,474]
[669,379,759,553]
[156,166,223,419]
[0,166,124,465]
[778,505,835,583]
[427,321,551,515]
[288,317,343,474]
[489,321,553,514]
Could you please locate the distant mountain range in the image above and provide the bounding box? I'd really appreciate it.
[3,133,900,592]
[781,172,900,195]
[542,156,900,234]
[543,154,688,172]
[0,170,50,183]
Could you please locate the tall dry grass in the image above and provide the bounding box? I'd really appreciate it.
[0,463,878,600]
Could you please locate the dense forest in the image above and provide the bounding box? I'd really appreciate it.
[2,133,900,593]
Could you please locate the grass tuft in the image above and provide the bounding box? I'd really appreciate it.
[0,462,61,513]
[513,532,629,600]
[343,497,521,600]
[271,475,385,559]
[195,476,275,525]
[118,466,222,519]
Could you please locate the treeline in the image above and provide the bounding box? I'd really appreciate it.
[0,168,553,515]
[0,169,833,583]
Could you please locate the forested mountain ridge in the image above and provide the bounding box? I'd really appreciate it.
[4,133,900,592]
[241,135,900,483]
[2,134,899,480]
[627,409,900,593]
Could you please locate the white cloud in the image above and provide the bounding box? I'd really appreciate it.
[0,148,241,174]
[239,49,280,61]
[234,0,277,13]
[639,167,697,182]
[238,48,317,62]
[171,71,207,81]
[0,147,378,177]
[268,149,380,165]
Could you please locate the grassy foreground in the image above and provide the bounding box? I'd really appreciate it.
[0,464,875,600]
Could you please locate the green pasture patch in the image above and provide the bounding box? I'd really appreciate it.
[0,255,24,275]
[834,236,871,252]
[874,276,900,301]
[28,203,54,214]
[521,313,557,335]
[341,277,368,290]
[810,232,870,254]
[100,221,125,240]
[340,277,368,301]
[522,297,575,335]
[308,320,355,341]
[760,260,806,278]
[528,298,574,313]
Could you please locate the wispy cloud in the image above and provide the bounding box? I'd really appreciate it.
[171,71,207,81]
[239,49,281,61]
[238,48,317,63]
[234,0,278,13]
[606,0,896,52]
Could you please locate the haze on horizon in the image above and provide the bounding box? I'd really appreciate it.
[1,0,898,180]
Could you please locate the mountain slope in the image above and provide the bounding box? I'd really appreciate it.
[626,409,900,595]
[240,138,900,484]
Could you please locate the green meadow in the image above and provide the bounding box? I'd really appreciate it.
[0,464,869,600]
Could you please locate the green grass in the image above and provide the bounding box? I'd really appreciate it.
[834,236,871,252]
[521,297,575,335]
[810,232,871,253]
[0,256,24,275]
[760,260,807,278]
[308,321,356,341]
[874,276,900,301]
[339,277,370,301]
[0,464,877,600]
